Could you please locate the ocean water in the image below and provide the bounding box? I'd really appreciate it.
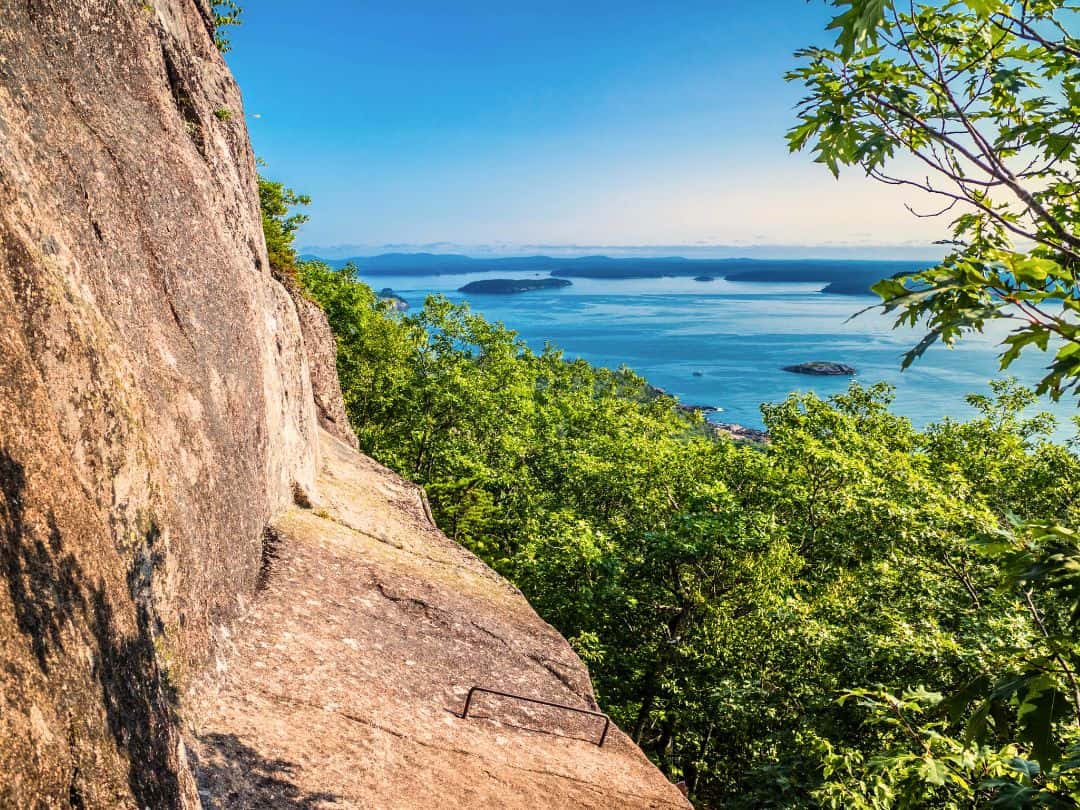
[357,270,1079,440]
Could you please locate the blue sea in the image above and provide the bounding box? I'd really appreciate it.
[356,269,1078,440]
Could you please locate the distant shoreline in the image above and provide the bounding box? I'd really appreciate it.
[304,252,922,297]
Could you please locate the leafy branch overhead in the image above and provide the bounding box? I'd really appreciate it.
[789,0,1080,397]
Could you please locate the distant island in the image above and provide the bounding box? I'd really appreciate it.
[783,361,857,376]
[305,253,929,297]
[724,263,909,295]
[458,277,573,294]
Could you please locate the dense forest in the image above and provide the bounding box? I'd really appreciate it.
[286,257,1080,807]
[249,0,1080,805]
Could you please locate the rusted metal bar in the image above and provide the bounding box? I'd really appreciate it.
[461,685,611,747]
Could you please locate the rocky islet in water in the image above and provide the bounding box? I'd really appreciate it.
[782,361,857,376]
[378,287,409,311]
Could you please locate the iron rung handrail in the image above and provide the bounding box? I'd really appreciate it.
[461,685,611,746]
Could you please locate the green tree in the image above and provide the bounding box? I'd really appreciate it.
[259,174,311,277]
[789,0,1080,397]
[212,1,243,54]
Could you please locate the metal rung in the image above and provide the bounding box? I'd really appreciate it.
[461,685,611,746]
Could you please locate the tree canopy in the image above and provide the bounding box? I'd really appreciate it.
[252,1,1080,805]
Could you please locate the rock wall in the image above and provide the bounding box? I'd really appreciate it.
[0,3,688,808]
[190,429,690,809]
[0,1,317,805]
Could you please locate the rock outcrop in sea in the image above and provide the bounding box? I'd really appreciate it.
[378,287,409,310]
[782,361,858,376]
[644,387,769,444]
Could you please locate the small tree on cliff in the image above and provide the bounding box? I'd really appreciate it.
[258,172,311,277]
[212,2,243,54]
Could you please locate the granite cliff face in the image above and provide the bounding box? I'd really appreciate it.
[0,3,687,807]
[285,277,359,449]
[0,1,315,804]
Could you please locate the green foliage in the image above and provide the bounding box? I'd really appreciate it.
[296,258,1080,806]
[212,1,243,54]
[258,174,310,277]
[827,0,890,58]
[213,107,232,121]
[789,2,1080,805]
[788,0,1080,398]
[271,6,1080,802]
[815,518,1080,808]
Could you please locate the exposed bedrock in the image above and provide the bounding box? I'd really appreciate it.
[0,1,315,804]
[0,2,686,807]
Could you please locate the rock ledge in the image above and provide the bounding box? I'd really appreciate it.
[190,430,690,809]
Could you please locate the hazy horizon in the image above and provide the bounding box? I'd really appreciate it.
[300,242,948,262]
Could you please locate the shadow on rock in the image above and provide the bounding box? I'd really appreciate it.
[0,450,183,806]
[195,732,341,809]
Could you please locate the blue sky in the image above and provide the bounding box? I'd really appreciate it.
[227,1,945,258]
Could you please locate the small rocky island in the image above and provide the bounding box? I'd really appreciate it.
[458,277,573,294]
[693,275,715,282]
[783,361,857,376]
[713,423,770,444]
[378,287,409,311]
